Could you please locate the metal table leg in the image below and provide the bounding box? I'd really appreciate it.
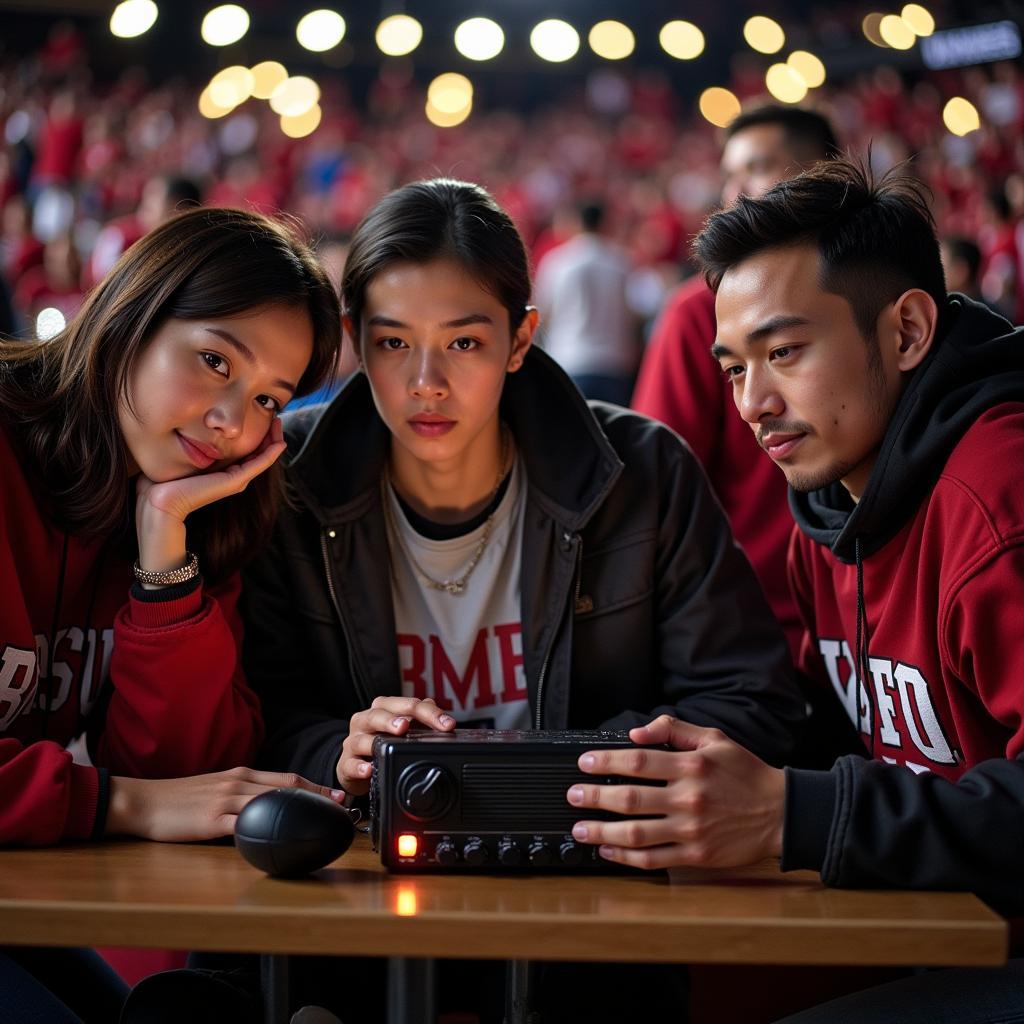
[504,959,539,1024]
[387,956,436,1024]
[261,953,290,1024]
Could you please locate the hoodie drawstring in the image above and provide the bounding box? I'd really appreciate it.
[854,537,876,753]
[40,532,70,741]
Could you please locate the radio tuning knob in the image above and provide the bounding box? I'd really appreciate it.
[397,763,455,821]
[497,839,524,867]
[462,839,488,867]
[528,841,555,867]
[559,840,585,866]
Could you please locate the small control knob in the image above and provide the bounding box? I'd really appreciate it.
[528,841,555,867]
[462,839,488,866]
[434,840,458,866]
[559,840,585,866]
[498,839,524,867]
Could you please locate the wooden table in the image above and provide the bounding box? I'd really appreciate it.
[0,837,1007,1022]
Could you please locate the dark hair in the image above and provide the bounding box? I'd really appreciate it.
[694,159,947,341]
[164,175,202,208]
[725,105,840,162]
[579,201,605,233]
[944,235,982,283]
[0,206,341,580]
[341,178,531,338]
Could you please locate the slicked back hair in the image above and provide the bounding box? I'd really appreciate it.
[342,178,531,341]
[694,159,947,341]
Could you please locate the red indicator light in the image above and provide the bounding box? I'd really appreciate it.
[397,834,419,858]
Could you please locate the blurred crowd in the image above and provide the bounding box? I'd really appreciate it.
[3,20,1024,342]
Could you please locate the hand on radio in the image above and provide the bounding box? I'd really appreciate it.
[567,715,785,870]
[337,696,456,794]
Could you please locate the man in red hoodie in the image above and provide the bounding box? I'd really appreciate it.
[632,106,839,656]
[571,160,1024,1020]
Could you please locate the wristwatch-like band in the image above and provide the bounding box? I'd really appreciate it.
[133,551,200,586]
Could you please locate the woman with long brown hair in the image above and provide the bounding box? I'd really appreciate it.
[0,206,345,1021]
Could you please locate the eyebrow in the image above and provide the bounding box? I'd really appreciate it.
[365,313,495,329]
[710,315,810,360]
[206,328,297,394]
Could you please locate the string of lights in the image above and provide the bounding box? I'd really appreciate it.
[105,3,981,140]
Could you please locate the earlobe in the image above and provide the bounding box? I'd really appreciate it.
[508,306,539,374]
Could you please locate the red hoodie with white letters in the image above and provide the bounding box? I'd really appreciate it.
[0,421,264,845]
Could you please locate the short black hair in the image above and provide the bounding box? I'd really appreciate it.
[944,235,981,283]
[579,201,605,232]
[694,159,946,340]
[725,105,840,162]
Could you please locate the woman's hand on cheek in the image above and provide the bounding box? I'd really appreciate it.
[134,419,286,577]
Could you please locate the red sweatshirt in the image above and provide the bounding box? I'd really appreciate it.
[0,422,264,845]
[781,297,1024,915]
[632,277,801,655]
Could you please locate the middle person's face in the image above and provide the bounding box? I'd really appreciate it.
[356,258,533,471]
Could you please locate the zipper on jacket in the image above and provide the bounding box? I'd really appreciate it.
[534,531,582,729]
[320,528,371,709]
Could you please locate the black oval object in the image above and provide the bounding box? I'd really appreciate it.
[235,788,355,877]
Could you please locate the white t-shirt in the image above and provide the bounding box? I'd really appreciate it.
[385,457,530,730]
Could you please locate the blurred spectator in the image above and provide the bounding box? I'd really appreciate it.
[14,230,84,326]
[632,105,840,657]
[533,199,638,405]
[88,174,201,285]
[942,236,987,307]
[979,186,1020,321]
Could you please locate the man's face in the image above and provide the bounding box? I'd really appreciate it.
[720,124,804,206]
[713,245,903,500]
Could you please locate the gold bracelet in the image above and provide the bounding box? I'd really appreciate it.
[133,551,200,586]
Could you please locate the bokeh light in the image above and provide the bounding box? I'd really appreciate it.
[376,15,423,56]
[699,87,741,128]
[269,76,320,117]
[902,4,935,36]
[787,51,826,88]
[454,17,504,61]
[765,63,808,103]
[208,66,254,109]
[110,0,158,39]
[36,308,65,341]
[744,16,785,54]
[198,84,234,118]
[589,21,635,60]
[530,20,580,63]
[425,99,472,128]
[879,14,916,49]
[201,5,250,47]
[250,61,287,99]
[280,104,323,138]
[943,96,980,136]
[296,10,346,52]
[659,21,705,61]
[427,73,473,114]
[862,13,888,46]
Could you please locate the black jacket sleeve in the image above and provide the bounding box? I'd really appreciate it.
[594,416,808,767]
[241,520,347,789]
[783,754,1024,914]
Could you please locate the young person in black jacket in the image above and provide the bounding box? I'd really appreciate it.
[235,178,806,1023]
[569,161,1024,1022]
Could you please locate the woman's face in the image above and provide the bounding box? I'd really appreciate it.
[355,258,535,470]
[119,303,313,481]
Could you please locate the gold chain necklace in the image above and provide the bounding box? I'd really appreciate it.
[384,426,512,596]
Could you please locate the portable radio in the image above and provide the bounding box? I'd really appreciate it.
[370,728,651,871]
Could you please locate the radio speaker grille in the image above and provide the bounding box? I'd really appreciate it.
[461,764,586,830]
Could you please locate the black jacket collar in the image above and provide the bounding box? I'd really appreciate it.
[284,346,624,530]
